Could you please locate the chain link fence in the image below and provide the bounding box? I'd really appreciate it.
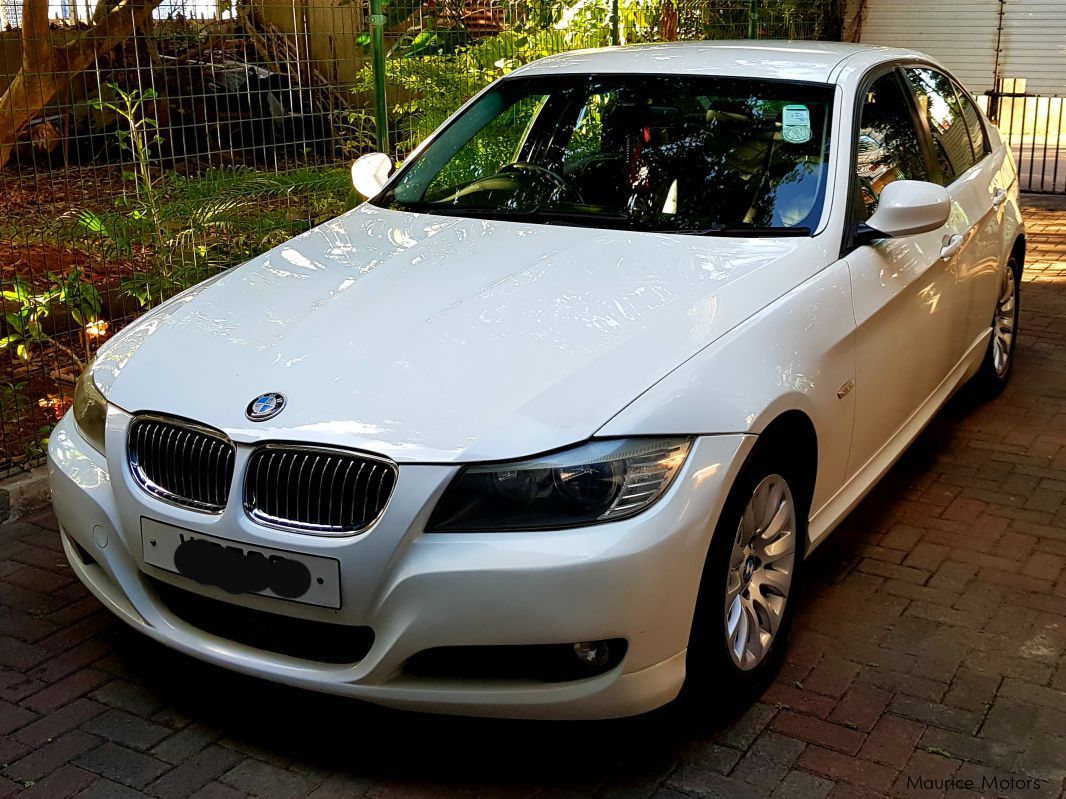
[0,0,843,474]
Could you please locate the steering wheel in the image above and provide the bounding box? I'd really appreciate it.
[498,162,583,203]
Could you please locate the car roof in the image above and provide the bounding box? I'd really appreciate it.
[510,40,929,84]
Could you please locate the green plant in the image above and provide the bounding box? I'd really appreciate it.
[0,381,29,414]
[89,84,167,259]
[71,111,356,307]
[0,269,101,369]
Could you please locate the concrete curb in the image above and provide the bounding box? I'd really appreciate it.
[0,465,50,523]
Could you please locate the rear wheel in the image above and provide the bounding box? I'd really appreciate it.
[682,447,805,708]
[972,255,1021,396]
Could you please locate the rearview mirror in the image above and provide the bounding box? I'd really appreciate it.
[351,152,393,199]
[859,180,950,243]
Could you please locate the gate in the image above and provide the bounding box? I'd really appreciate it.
[985,87,1066,195]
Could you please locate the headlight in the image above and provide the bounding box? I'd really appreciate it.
[427,437,692,533]
[72,360,108,454]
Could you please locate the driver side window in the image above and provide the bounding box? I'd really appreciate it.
[856,72,930,221]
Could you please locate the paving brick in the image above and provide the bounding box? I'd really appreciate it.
[770,710,865,756]
[74,742,170,788]
[713,701,777,750]
[15,764,96,799]
[151,723,225,765]
[762,683,836,718]
[82,708,172,751]
[221,759,315,799]
[795,745,898,793]
[28,639,112,684]
[998,677,1066,713]
[803,658,861,700]
[858,715,925,769]
[942,498,987,525]
[671,739,741,778]
[72,779,150,799]
[22,669,110,714]
[827,682,891,733]
[769,770,834,799]
[0,637,49,672]
[731,731,806,788]
[146,745,243,799]
[665,769,767,799]
[888,694,983,735]
[881,524,925,552]
[0,609,59,643]
[944,669,1001,713]
[188,784,251,799]
[89,679,166,717]
[5,731,101,782]
[13,698,106,747]
[0,698,36,734]
[0,733,30,765]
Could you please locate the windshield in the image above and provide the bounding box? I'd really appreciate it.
[374,74,835,234]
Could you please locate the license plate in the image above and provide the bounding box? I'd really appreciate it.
[141,518,341,609]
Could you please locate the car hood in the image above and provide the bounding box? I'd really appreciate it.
[96,205,822,462]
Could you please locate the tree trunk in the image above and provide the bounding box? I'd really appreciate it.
[0,0,163,170]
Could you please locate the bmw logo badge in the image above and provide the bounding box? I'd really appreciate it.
[246,392,286,421]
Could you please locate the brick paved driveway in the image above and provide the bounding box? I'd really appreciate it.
[1,200,1065,799]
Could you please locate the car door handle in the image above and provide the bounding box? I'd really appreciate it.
[992,188,1007,208]
[940,234,964,259]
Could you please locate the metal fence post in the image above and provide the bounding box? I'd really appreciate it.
[369,0,389,153]
[748,0,760,39]
[609,0,620,46]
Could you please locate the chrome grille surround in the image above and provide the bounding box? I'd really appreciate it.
[243,444,397,535]
[127,415,236,513]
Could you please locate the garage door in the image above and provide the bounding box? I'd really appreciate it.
[855,0,1066,193]
[855,0,1066,94]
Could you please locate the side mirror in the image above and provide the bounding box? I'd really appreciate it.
[351,152,393,199]
[858,179,950,243]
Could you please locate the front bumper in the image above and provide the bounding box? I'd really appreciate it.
[48,407,752,719]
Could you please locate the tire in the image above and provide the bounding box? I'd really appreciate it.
[971,255,1021,397]
[681,443,807,711]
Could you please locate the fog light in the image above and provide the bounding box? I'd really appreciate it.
[573,640,611,668]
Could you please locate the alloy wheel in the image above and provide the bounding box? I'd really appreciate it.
[724,474,797,671]
[993,266,1017,376]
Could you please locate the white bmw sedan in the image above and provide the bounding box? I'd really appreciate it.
[50,41,1023,719]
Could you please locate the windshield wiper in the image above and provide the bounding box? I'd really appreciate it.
[663,225,813,237]
[418,205,535,220]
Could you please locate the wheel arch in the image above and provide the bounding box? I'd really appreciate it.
[753,409,819,522]
[1010,233,1026,273]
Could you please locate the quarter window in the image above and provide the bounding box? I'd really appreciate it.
[905,67,977,184]
[954,84,990,160]
[855,72,929,221]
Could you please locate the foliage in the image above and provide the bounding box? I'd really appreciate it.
[359,0,845,155]
[0,381,28,414]
[0,270,101,368]
[74,85,357,307]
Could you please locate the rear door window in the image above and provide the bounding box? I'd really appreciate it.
[905,67,977,185]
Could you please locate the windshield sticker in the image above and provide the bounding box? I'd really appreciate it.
[782,104,812,144]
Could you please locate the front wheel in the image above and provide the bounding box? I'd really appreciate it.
[682,448,805,708]
[972,255,1021,396]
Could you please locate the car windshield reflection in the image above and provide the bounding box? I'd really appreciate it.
[374,74,835,235]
